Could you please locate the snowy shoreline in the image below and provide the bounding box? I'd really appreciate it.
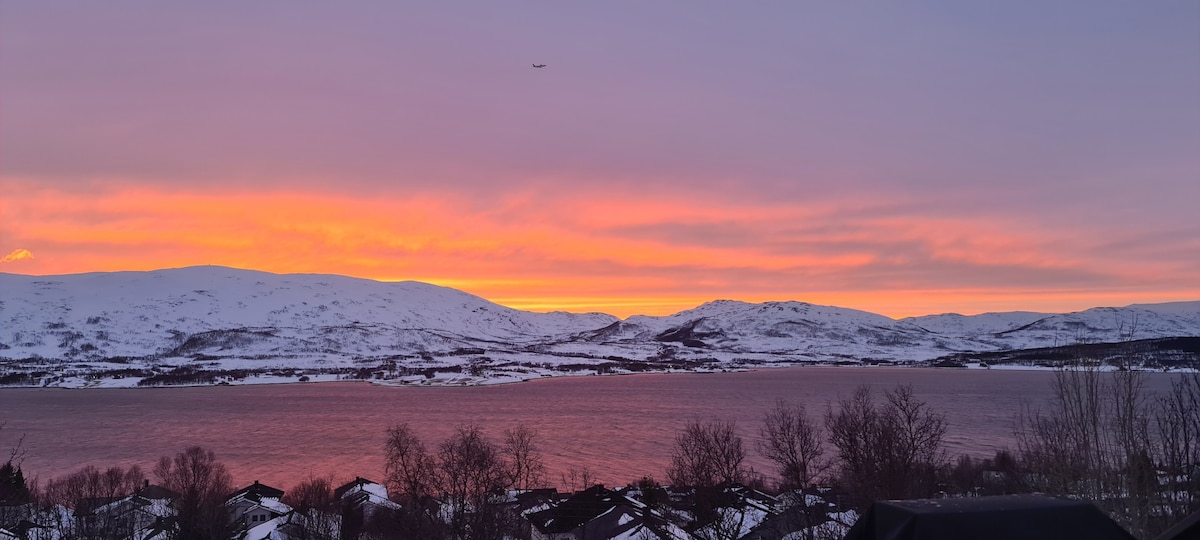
[4,360,1181,391]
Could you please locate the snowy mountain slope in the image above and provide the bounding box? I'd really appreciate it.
[899,311,1051,337]
[571,300,985,361]
[1129,301,1200,317]
[0,267,1196,387]
[0,266,616,361]
[568,299,1197,361]
[902,303,1200,351]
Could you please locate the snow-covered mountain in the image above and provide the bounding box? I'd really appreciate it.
[0,267,1196,388]
[0,266,616,360]
[567,300,986,362]
[901,303,1200,350]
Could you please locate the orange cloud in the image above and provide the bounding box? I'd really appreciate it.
[1,248,33,264]
[1,178,1196,318]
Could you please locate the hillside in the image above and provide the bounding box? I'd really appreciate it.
[1,267,1196,387]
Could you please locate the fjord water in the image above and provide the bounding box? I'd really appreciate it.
[2,367,1183,490]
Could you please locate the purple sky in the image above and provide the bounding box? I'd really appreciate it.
[2,2,1198,317]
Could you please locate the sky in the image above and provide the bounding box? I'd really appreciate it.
[1,2,1198,318]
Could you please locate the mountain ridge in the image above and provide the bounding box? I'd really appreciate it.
[1,266,1197,388]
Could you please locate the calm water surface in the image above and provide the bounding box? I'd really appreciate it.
[0,367,1183,490]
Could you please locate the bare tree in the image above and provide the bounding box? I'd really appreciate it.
[279,475,342,540]
[825,386,882,504]
[1016,365,1123,490]
[382,423,542,539]
[1157,373,1200,520]
[888,385,948,482]
[283,476,336,514]
[825,385,946,502]
[382,423,445,539]
[41,464,147,539]
[1,422,28,473]
[1111,368,1155,536]
[503,424,546,491]
[1016,403,1084,495]
[758,399,825,490]
[560,466,597,492]
[693,505,751,540]
[1015,362,1164,539]
[154,446,234,540]
[667,420,746,487]
[438,425,514,540]
[383,423,439,502]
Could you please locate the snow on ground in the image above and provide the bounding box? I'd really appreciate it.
[2,267,1196,389]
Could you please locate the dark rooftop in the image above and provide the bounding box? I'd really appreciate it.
[228,480,284,502]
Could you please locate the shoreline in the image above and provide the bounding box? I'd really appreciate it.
[1,360,1185,391]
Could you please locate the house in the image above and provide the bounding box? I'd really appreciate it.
[686,483,781,540]
[115,483,181,538]
[526,485,689,540]
[16,505,72,540]
[228,481,291,529]
[243,510,341,540]
[334,477,400,539]
[63,482,181,540]
[507,488,563,516]
[334,477,400,517]
[0,520,49,540]
[489,488,564,539]
[738,488,858,540]
[739,503,858,540]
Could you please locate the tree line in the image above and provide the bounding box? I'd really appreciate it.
[657,369,1200,540]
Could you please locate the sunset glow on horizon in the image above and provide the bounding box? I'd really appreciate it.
[3,178,1195,319]
[2,3,1197,319]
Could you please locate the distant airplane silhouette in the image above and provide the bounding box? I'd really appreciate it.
[532,64,546,68]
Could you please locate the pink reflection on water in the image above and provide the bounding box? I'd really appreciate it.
[2,368,1182,491]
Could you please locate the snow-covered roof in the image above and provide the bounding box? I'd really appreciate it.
[244,515,283,540]
[336,477,400,510]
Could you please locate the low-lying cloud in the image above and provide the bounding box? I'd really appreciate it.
[1,248,33,263]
